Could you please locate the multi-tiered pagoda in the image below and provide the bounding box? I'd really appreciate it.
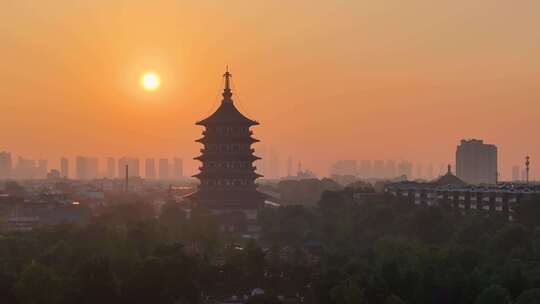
[187,69,266,229]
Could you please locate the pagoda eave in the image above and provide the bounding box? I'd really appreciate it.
[193,172,263,179]
[195,137,260,144]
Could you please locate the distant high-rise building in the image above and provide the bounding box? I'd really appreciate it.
[456,139,497,184]
[75,157,87,180]
[373,160,385,178]
[330,160,357,176]
[117,158,126,178]
[439,163,446,175]
[268,149,280,179]
[0,151,13,179]
[359,160,372,179]
[397,161,413,179]
[37,159,48,179]
[512,165,520,182]
[132,158,140,177]
[287,156,293,177]
[88,158,98,179]
[76,156,98,180]
[118,157,139,177]
[15,157,36,179]
[426,163,434,180]
[60,157,69,178]
[173,158,183,179]
[416,163,423,179]
[521,168,528,182]
[145,158,156,179]
[385,160,396,178]
[106,158,115,178]
[158,158,169,180]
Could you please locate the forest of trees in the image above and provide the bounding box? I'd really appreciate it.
[1,187,540,303]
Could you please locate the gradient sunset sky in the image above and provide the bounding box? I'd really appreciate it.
[1,0,539,178]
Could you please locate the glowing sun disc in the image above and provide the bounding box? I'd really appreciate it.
[141,72,161,91]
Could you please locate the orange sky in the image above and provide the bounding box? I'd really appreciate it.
[1,0,539,179]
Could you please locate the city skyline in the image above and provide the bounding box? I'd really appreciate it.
[0,148,535,182]
[1,1,539,179]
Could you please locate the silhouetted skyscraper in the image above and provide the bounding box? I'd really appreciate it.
[88,158,98,179]
[60,157,69,178]
[106,157,115,178]
[416,163,423,179]
[512,165,520,182]
[76,157,87,180]
[359,160,372,179]
[373,160,385,178]
[173,158,183,179]
[0,151,12,179]
[118,157,139,178]
[385,160,396,178]
[456,139,497,184]
[397,161,413,179]
[158,158,169,180]
[330,160,357,176]
[145,158,156,179]
[76,156,98,180]
[267,148,280,179]
[15,157,36,179]
[287,156,293,177]
[426,163,434,180]
[37,159,48,179]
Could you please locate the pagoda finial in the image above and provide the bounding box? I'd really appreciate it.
[447,164,452,174]
[222,66,233,103]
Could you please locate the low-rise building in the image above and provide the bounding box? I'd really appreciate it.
[386,165,540,220]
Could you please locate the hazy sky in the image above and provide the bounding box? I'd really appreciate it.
[1,0,539,178]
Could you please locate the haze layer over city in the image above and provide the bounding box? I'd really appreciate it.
[2,1,539,179]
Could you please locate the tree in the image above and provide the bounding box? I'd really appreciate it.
[516,288,540,304]
[159,202,187,240]
[247,292,281,304]
[15,262,63,304]
[384,294,406,304]
[74,256,118,304]
[514,194,540,228]
[330,280,366,304]
[123,257,166,304]
[474,285,511,304]
[490,224,529,256]
[244,240,266,281]
[410,207,453,244]
[5,181,26,198]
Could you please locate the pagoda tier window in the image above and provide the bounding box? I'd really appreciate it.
[215,126,250,136]
[201,179,215,186]
[210,161,249,169]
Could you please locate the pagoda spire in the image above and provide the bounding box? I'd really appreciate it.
[222,66,233,103]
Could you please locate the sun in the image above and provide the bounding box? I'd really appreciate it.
[140,72,161,91]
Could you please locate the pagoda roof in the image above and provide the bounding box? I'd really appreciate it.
[197,102,259,126]
[433,166,467,187]
[196,69,259,126]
